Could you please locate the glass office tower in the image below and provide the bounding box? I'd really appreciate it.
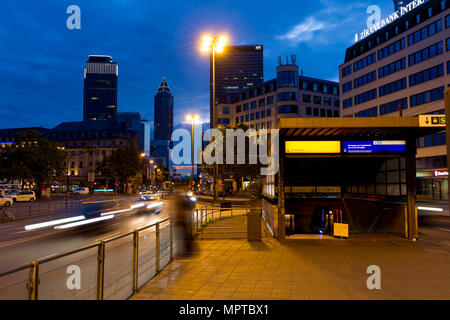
[83,55,118,121]
[211,45,264,126]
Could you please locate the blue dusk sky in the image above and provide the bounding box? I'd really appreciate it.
[0,0,395,130]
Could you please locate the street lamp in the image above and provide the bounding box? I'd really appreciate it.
[201,35,227,200]
[186,114,200,191]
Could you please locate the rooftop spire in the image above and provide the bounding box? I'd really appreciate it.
[156,77,171,94]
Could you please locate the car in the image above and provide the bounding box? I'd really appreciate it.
[73,187,90,196]
[0,195,13,208]
[133,195,163,213]
[10,190,36,202]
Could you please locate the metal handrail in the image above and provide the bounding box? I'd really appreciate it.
[0,217,173,300]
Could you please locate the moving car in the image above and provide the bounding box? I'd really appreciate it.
[10,190,36,202]
[133,195,163,213]
[0,195,13,208]
[73,187,90,196]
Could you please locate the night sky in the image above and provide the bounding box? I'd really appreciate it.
[0,0,394,130]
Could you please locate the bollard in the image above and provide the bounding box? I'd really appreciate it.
[133,230,139,294]
[97,241,105,300]
[28,260,39,300]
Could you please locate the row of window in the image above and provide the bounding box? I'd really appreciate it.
[418,132,447,148]
[378,38,405,61]
[278,105,298,114]
[355,106,378,117]
[408,41,444,66]
[379,78,407,97]
[409,63,444,87]
[306,108,340,117]
[380,98,408,116]
[343,98,353,109]
[354,70,377,89]
[237,96,274,112]
[300,81,339,95]
[354,89,377,105]
[236,109,273,124]
[343,81,352,93]
[379,58,406,79]
[407,19,442,46]
[277,92,298,102]
[353,52,376,73]
[302,94,339,107]
[342,65,352,78]
[410,86,445,108]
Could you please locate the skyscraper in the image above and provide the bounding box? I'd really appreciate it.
[151,78,173,168]
[83,55,118,121]
[117,112,147,152]
[154,78,173,140]
[210,45,264,126]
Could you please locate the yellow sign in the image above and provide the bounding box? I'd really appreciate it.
[334,223,349,238]
[285,141,341,154]
[419,115,446,127]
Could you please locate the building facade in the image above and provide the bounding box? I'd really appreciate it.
[83,55,118,121]
[339,0,450,199]
[216,63,340,130]
[211,45,264,126]
[117,112,147,152]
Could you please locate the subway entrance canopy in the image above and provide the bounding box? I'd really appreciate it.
[262,117,445,241]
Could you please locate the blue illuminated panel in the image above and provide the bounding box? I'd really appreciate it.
[343,141,406,153]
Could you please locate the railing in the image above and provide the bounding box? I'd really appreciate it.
[192,203,261,235]
[1,200,84,222]
[0,218,173,300]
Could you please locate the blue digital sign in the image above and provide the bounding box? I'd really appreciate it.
[343,141,406,153]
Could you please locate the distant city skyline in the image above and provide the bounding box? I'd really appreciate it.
[0,0,395,130]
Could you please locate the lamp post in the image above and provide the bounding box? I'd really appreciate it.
[186,115,200,191]
[201,35,227,201]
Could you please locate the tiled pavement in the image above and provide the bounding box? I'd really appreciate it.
[132,235,450,300]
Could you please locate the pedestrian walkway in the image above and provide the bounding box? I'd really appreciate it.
[132,234,450,300]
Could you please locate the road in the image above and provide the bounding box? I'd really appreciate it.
[0,195,173,273]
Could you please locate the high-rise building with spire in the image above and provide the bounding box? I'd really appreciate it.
[151,78,173,169]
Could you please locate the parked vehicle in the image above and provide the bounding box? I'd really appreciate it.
[10,190,36,202]
[0,195,13,208]
[73,187,90,196]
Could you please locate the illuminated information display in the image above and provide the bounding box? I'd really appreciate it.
[343,141,406,153]
[285,141,341,154]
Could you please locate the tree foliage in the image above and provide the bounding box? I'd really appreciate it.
[0,130,66,188]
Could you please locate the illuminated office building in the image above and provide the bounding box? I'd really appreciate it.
[340,0,450,199]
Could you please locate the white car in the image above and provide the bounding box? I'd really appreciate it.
[0,195,13,208]
[74,187,89,195]
[10,190,36,202]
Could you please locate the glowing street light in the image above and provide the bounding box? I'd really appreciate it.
[200,34,228,200]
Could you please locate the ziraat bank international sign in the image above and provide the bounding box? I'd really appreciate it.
[355,0,428,42]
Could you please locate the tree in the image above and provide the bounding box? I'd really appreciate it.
[0,130,66,195]
[95,145,143,193]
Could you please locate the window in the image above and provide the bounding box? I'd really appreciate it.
[277,71,298,87]
[255,112,260,120]
[313,108,319,116]
[333,87,338,95]
[409,64,444,87]
[251,101,257,109]
[342,65,352,77]
[380,98,408,115]
[355,107,378,117]
[261,110,266,118]
[378,38,405,60]
[354,89,377,105]
[250,113,254,121]
[354,70,377,88]
[243,103,249,111]
[277,92,298,102]
[313,96,321,105]
[245,114,249,122]
[353,53,376,72]
[343,81,353,93]
[446,14,450,28]
[235,117,239,124]
[306,107,312,115]
[278,105,298,114]
[447,38,450,51]
[410,87,444,107]
[343,98,353,109]
[267,96,274,105]
[259,99,265,107]
[408,19,442,46]
[240,116,244,123]
[302,94,311,103]
[267,109,272,117]
[379,78,407,97]
[222,107,230,114]
[323,97,331,106]
[378,58,406,78]
[333,99,340,107]
[236,105,241,113]
[409,41,443,66]
[320,109,325,117]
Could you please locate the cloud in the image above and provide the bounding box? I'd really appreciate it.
[277,17,326,43]
[277,0,369,46]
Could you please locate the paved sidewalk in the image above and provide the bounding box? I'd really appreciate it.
[132,235,450,300]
